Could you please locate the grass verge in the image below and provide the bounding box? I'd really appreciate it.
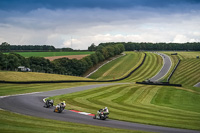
[0,110,146,133]
[0,71,92,82]
[0,82,99,96]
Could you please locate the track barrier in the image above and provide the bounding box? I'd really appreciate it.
[136,81,182,87]
[167,59,181,82]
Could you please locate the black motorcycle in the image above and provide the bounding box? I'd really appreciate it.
[43,99,54,108]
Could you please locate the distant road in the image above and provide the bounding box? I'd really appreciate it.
[194,82,200,87]
[0,83,199,133]
[150,53,172,82]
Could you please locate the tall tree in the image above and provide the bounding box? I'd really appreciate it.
[0,42,10,52]
[88,43,97,51]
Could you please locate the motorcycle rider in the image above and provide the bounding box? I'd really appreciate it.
[60,101,66,108]
[97,107,109,118]
[44,99,53,108]
[103,107,109,113]
[56,104,60,109]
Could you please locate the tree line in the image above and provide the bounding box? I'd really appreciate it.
[0,44,124,76]
[98,42,200,51]
[0,42,75,52]
[0,42,56,52]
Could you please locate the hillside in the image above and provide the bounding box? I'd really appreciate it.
[123,52,163,82]
[0,71,92,82]
[169,52,200,87]
[88,52,143,80]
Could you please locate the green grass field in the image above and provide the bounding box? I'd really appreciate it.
[88,52,163,82]
[166,52,200,86]
[0,82,100,96]
[122,52,163,82]
[1,51,200,132]
[6,51,94,57]
[0,110,145,133]
[170,58,200,86]
[0,71,92,82]
[50,84,200,130]
[89,52,143,80]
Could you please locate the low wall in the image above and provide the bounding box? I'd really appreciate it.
[136,82,182,87]
[167,59,181,82]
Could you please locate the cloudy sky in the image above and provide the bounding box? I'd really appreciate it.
[0,0,200,49]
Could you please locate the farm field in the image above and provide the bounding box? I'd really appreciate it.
[50,84,200,130]
[89,52,143,80]
[45,54,89,61]
[0,110,143,133]
[7,51,94,57]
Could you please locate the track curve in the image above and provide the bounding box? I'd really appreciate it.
[0,83,199,133]
[150,53,172,82]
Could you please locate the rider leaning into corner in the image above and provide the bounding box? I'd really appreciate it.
[61,101,66,107]
[97,107,109,116]
[56,101,66,109]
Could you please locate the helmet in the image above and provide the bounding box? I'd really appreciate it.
[105,107,107,109]
[63,101,65,104]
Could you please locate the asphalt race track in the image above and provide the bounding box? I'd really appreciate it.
[0,83,199,133]
[150,53,172,82]
[194,82,200,87]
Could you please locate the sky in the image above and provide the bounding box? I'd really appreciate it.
[0,0,200,49]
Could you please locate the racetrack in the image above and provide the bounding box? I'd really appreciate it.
[0,83,199,133]
[150,53,172,82]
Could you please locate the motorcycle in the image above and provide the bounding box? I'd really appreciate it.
[43,99,54,108]
[54,104,65,113]
[93,110,109,120]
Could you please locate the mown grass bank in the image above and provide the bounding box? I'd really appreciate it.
[0,71,91,82]
[0,110,145,133]
[50,84,200,130]
[0,82,99,96]
[170,58,200,86]
[165,51,200,87]
[89,52,143,80]
[88,52,163,82]
[123,52,163,82]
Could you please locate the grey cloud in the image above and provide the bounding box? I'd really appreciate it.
[0,6,200,49]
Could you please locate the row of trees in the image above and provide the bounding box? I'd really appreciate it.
[0,44,125,76]
[0,42,56,52]
[99,42,200,51]
[52,44,124,76]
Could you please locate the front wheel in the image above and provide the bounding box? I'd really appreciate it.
[93,115,96,119]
